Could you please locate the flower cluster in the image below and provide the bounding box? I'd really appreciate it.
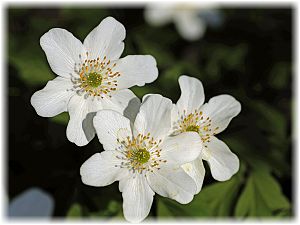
[31,16,241,223]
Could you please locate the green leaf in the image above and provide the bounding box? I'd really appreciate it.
[268,62,291,90]
[9,49,55,87]
[158,165,244,218]
[89,200,121,218]
[66,203,82,218]
[234,169,291,217]
[50,112,69,125]
[251,100,286,140]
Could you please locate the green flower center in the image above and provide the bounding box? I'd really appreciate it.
[186,125,200,133]
[133,148,151,164]
[86,72,102,88]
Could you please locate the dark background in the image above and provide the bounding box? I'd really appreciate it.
[8,6,293,219]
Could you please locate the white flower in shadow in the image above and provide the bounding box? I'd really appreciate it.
[171,75,241,193]
[144,4,222,41]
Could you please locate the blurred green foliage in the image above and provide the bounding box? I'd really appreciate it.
[8,6,292,220]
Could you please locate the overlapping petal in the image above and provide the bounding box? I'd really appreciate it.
[176,75,205,114]
[101,89,139,119]
[120,175,154,223]
[66,95,103,146]
[159,132,202,166]
[147,166,196,204]
[80,152,128,187]
[203,136,239,181]
[93,110,132,151]
[40,28,85,78]
[182,157,205,194]
[114,55,158,90]
[30,77,74,117]
[200,94,241,134]
[83,17,125,60]
[134,94,173,140]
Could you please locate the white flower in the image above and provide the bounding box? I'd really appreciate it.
[8,188,54,218]
[172,75,241,193]
[30,16,158,146]
[144,4,222,41]
[80,94,202,223]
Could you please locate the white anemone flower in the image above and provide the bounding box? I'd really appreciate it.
[171,75,241,193]
[31,16,158,146]
[144,4,222,41]
[80,94,202,223]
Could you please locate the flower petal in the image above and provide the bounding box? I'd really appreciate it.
[83,17,125,60]
[203,136,239,181]
[176,75,205,114]
[174,11,206,41]
[144,5,174,26]
[200,94,241,134]
[101,89,140,117]
[9,188,54,217]
[40,28,84,78]
[160,132,202,166]
[182,157,205,194]
[134,94,172,140]
[93,110,132,151]
[147,166,196,204]
[30,77,74,117]
[114,55,158,89]
[119,175,154,223]
[80,152,127,187]
[66,95,103,146]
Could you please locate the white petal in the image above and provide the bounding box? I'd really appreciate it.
[134,94,172,140]
[93,110,132,151]
[31,77,74,117]
[200,94,241,134]
[40,28,84,78]
[144,5,174,26]
[176,75,205,114]
[147,166,196,204]
[203,136,239,181]
[120,175,154,223]
[160,132,202,166]
[182,157,205,194]
[83,17,125,60]
[101,89,140,117]
[66,95,103,146]
[80,152,127,187]
[114,55,158,89]
[9,188,54,217]
[174,11,206,41]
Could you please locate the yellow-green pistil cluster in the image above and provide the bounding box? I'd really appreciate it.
[86,72,103,88]
[179,109,219,144]
[78,53,120,97]
[133,148,151,164]
[116,133,167,174]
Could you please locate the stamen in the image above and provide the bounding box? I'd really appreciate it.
[72,54,121,98]
[176,109,214,143]
[114,134,166,174]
